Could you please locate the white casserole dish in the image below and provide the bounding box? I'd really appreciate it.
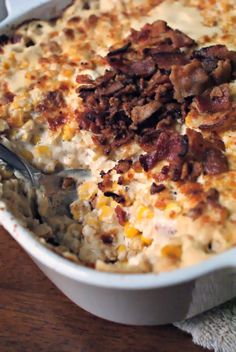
[0,0,236,325]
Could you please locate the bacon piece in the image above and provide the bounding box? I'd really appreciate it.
[131,101,161,124]
[115,206,127,225]
[194,84,231,113]
[114,160,132,174]
[186,128,228,175]
[168,28,195,49]
[156,115,174,130]
[207,133,225,151]
[203,148,229,175]
[63,28,75,40]
[139,132,188,172]
[187,128,205,159]
[152,52,189,69]
[139,130,165,152]
[194,45,235,81]
[108,42,131,56]
[206,188,219,202]
[140,150,159,172]
[101,234,113,244]
[111,132,134,148]
[168,134,189,159]
[190,162,202,180]
[170,60,209,102]
[198,57,218,73]
[108,56,156,77]
[212,60,232,85]
[130,57,156,77]
[198,114,229,132]
[145,70,170,95]
[129,20,195,49]
[98,81,124,96]
[199,110,235,132]
[76,74,93,84]
[154,83,173,103]
[150,183,166,194]
[98,173,113,192]
[129,20,168,43]
[0,91,15,105]
[194,45,230,61]
[104,191,126,204]
[187,201,206,219]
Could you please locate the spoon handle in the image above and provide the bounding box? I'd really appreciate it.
[0,143,41,185]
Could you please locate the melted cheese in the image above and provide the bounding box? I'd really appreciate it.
[148,0,221,41]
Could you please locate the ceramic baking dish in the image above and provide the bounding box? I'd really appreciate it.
[0,0,236,326]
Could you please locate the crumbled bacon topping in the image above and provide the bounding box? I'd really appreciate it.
[77,20,235,182]
[194,84,231,114]
[115,205,127,225]
[98,173,113,192]
[104,191,126,204]
[114,159,132,174]
[150,183,166,194]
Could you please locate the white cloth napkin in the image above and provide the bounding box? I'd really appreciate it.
[175,299,236,352]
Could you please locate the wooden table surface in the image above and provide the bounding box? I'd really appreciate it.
[0,226,207,352]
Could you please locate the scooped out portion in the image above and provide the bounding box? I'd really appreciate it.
[0,0,236,273]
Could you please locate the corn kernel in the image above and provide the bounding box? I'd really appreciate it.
[9,114,24,128]
[0,167,13,179]
[112,181,119,191]
[20,149,33,162]
[25,72,32,80]
[62,124,76,141]
[185,113,192,127]
[70,204,81,221]
[20,60,28,69]
[137,206,154,221]
[117,244,126,253]
[99,206,113,220]
[161,244,182,260]
[9,52,16,61]
[165,202,182,218]
[124,222,140,238]
[0,119,8,132]
[110,200,118,208]
[3,62,10,70]
[35,145,51,158]
[78,181,97,201]
[32,135,41,145]
[85,214,98,227]
[63,69,73,77]
[97,194,109,207]
[141,235,153,246]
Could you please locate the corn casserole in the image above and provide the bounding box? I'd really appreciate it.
[0,0,236,273]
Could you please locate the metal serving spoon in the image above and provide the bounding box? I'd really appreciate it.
[0,0,73,35]
[0,143,91,217]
